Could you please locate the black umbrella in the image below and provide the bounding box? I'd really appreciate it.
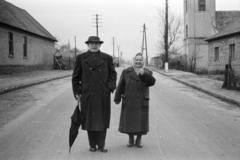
[69,100,84,153]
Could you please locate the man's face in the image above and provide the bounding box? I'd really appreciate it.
[88,42,101,52]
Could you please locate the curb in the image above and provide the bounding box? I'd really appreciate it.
[0,74,71,95]
[172,77,240,107]
[149,67,240,107]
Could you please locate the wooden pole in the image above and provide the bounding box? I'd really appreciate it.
[144,24,148,65]
[165,0,169,72]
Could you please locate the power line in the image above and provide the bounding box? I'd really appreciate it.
[73,0,90,15]
[56,1,89,23]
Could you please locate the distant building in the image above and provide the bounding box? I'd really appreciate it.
[183,0,240,74]
[0,0,57,74]
[150,55,163,68]
[113,57,120,67]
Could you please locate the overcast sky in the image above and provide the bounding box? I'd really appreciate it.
[5,0,240,61]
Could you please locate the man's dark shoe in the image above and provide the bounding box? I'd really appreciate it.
[98,146,108,153]
[89,147,97,152]
[135,140,143,148]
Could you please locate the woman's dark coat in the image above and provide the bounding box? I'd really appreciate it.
[72,51,117,131]
[114,67,156,134]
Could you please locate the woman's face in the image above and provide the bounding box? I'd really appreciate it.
[134,55,144,68]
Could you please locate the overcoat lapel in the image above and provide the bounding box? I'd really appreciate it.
[127,67,140,81]
[83,51,93,67]
[83,51,106,69]
[92,52,106,69]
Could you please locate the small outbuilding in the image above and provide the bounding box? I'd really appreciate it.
[0,0,57,74]
[205,17,240,78]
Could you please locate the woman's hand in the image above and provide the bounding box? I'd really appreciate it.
[138,68,144,75]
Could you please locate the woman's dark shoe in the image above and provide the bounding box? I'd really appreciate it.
[89,147,97,152]
[135,140,143,148]
[127,135,134,147]
[127,139,134,147]
[98,146,108,153]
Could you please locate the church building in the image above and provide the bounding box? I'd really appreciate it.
[184,0,240,75]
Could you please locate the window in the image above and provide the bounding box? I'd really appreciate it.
[229,44,236,61]
[214,47,219,61]
[23,36,27,58]
[198,0,206,11]
[8,32,14,57]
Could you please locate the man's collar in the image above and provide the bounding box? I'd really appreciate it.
[89,51,100,54]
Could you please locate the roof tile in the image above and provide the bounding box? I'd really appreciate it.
[206,11,240,41]
[0,0,57,41]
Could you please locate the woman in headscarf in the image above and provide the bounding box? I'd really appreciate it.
[114,53,156,148]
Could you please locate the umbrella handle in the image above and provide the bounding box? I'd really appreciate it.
[77,99,81,112]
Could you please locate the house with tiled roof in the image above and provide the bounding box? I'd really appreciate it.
[184,0,240,75]
[0,0,57,73]
[205,17,240,78]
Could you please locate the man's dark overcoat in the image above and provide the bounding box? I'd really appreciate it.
[72,51,117,131]
[114,67,156,134]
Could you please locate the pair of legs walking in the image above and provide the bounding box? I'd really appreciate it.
[87,129,108,152]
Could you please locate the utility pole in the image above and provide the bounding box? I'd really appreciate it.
[141,23,148,65]
[118,45,120,67]
[112,37,115,58]
[68,39,70,49]
[74,36,76,59]
[121,51,122,65]
[92,14,102,36]
[165,0,169,72]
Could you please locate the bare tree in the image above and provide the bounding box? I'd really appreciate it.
[156,8,183,57]
[189,44,203,73]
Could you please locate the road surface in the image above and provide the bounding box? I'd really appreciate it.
[0,66,240,160]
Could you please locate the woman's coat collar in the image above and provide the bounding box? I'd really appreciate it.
[126,67,140,81]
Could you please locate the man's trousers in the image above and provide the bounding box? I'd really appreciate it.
[87,129,107,148]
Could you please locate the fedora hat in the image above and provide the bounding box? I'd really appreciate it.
[85,36,104,44]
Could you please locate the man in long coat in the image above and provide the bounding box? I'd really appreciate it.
[72,36,117,152]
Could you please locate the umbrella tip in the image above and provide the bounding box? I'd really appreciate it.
[69,148,71,154]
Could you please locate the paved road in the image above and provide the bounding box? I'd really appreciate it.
[0,66,240,160]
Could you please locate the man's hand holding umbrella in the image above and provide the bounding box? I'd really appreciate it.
[69,95,84,153]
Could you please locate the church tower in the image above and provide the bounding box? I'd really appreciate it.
[183,0,216,72]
